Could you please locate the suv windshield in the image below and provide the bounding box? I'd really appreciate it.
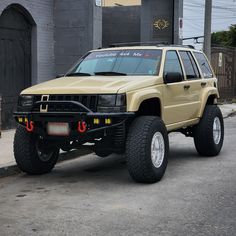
[68,49,162,76]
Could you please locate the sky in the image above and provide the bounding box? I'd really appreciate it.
[183,0,236,48]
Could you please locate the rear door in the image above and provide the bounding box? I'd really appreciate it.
[178,50,202,118]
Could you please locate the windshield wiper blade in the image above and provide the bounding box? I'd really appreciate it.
[94,71,127,76]
[66,72,91,77]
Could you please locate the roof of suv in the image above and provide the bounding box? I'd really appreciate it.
[93,45,201,52]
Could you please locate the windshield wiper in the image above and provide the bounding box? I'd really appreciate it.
[94,71,127,76]
[66,72,91,77]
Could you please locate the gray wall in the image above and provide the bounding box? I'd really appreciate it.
[173,0,183,44]
[1,0,182,82]
[102,6,140,47]
[141,0,174,44]
[0,0,103,82]
[54,0,102,75]
[103,0,183,47]
[0,0,55,84]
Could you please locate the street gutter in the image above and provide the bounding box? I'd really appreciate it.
[0,148,92,178]
[223,110,236,119]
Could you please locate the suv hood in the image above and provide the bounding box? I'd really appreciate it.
[21,76,162,95]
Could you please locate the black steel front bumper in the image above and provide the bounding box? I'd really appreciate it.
[14,100,135,139]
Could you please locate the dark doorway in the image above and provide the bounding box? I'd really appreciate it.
[0,6,32,129]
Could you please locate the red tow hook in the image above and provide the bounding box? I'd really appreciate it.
[26,121,34,132]
[78,121,87,133]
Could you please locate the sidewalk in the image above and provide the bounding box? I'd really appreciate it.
[0,104,236,177]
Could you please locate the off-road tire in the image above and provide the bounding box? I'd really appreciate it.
[126,116,169,183]
[14,125,59,174]
[194,105,224,156]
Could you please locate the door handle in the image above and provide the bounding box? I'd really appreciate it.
[201,82,207,87]
[184,85,190,90]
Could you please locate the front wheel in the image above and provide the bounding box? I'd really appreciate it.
[14,125,59,174]
[126,116,169,183]
[194,105,224,156]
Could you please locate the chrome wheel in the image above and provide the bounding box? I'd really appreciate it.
[151,132,165,168]
[213,117,221,145]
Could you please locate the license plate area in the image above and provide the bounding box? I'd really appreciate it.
[47,122,70,136]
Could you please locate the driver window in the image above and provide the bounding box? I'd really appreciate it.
[164,51,183,79]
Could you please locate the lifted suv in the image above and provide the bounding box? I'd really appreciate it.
[14,45,224,183]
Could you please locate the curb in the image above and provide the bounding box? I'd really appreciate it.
[0,148,93,178]
[223,110,236,119]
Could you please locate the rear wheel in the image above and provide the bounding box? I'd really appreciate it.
[194,105,224,156]
[14,125,59,174]
[126,116,169,183]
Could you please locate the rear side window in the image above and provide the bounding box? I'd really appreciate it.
[179,51,200,79]
[193,52,213,78]
[164,51,183,78]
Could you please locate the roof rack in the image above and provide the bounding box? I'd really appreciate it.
[109,41,169,47]
[169,44,195,49]
[108,42,195,49]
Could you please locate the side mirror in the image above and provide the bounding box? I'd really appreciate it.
[164,72,183,84]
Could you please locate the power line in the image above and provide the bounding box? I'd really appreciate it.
[184,2,236,13]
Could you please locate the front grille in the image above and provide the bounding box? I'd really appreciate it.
[33,95,98,112]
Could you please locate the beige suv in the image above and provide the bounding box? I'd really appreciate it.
[14,45,224,183]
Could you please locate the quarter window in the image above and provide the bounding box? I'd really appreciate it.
[164,51,183,80]
[193,52,213,78]
[179,51,200,79]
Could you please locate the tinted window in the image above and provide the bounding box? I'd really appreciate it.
[69,50,162,76]
[193,52,213,78]
[164,51,183,79]
[179,51,200,79]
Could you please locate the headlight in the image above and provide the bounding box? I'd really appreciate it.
[98,95,116,107]
[97,94,126,113]
[18,95,34,107]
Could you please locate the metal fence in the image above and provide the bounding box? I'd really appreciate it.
[211,47,236,100]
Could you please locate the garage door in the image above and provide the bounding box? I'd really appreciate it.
[0,7,31,129]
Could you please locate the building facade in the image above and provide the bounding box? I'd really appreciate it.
[0,0,182,129]
[0,0,102,128]
[103,0,183,47]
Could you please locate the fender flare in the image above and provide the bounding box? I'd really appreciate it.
[198,88,219,118]
[127,88,162,113]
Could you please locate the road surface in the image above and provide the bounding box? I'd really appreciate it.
[0,116,235,236]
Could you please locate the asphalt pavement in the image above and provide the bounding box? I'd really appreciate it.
[0,114,235,236]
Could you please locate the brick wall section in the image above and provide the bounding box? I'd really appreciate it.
[0,0,55,84]
[0,0,103,82]
[54,0,102,75]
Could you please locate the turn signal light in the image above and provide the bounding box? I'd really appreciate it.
[105,118,112,125]
[93,118,100,125]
